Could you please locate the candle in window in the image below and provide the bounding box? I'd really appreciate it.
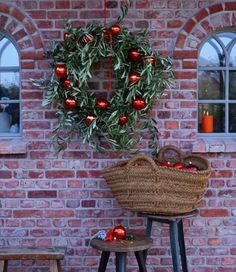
[201,110,214,133]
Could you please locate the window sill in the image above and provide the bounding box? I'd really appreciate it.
[0,139,27,154]
[192,138,236,153]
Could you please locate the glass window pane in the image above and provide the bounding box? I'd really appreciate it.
[216,32,236,47]
[0,72,19,87]
[229,43,236,67]
[0,103,19,133]
[229,71,236,99]
[229,104,236,133]
[199,38,224,67]
[0,38,19,67]
[198,103,225,133]
[198,70,225,100]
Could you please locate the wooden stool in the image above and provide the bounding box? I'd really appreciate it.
[138,209,199,272]
[0,247,66,272]
[90,234,152,272]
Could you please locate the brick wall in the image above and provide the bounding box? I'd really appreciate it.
[0,1,236,271]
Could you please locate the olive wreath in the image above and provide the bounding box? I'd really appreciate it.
[34,7,173,154]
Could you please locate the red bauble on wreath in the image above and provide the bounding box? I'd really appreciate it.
[65,98,77,110]
[55,64,67,79]
[63,79,71,90]
[84,115,96,126]
[109,24,121,36]
[132,97,146,110]
[128,71,141,85]
[128,48,142,62]
[113,225,126,240]
[118,115,128,125]
[96,98,109,111]
[64,32,70,41]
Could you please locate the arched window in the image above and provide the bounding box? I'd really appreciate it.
[0,34,20,136]
[198,32,236,135]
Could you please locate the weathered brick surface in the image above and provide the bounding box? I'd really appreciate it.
[0,0,235,271]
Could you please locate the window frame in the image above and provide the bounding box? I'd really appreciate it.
[198,31,236,137]
[0,32,21,138]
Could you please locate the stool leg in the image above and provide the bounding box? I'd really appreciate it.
[135,251,147,272]
[0,260,7,272]
[169,221,181,272]
[115,252,126,272]
[98,251,110,272]
[50,260,59,272]
[178,219,188,272]
[142,217,153,264]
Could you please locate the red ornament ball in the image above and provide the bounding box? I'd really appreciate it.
[55,64,67,79]
[118,115,128,125]
[128,48,142,62]
[149,57,156,66]
[109,24,121,36]
[128,71,141,85]
[132,97,146,110]
[84,115,96,126]
[64,32,70,41]
[63,79,71,90]
[113,225,126,240]
[96,98,109,111]
[65,98,77,110]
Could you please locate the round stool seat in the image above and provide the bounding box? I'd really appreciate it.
[90,234,152,272]
[91,234,152,253]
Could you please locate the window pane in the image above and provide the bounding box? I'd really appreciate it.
[229,104,236,132]
[0,103,19,133]
[0,38,19,67]
[198,70,225,100]
[198,103,225,133]
[229,43,236,67]
[216,32,236,47]
[199,38,224,67]
[229,71,236,99]
[0,72,19,99]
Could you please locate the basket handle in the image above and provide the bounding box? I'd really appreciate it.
[156,145,183,162]
[126,154,157,170]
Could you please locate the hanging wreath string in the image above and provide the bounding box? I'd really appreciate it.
[33,4,173,154]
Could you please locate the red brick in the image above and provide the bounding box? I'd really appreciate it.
[9,7,26,21]
[194,8,209,22]
[28,191,57,198]
[55,1,70,9]
[174,71,197,79]
[0,171,12,179]
[44,210,74,218]
[45,170,75,179]
[167,20,183,28]
[225,2,236,10]
[47,11,77,19]
[174,50,198,59]
[183,19,195,33]
[183,60,197,69]
[209,3,223,14]
[14,210,43,218]
[175,33,187,49]
[0,3,9,13]
[200,209,230,217]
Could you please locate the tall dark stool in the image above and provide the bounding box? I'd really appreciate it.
[90,234,152,272]
[138,209,199,272]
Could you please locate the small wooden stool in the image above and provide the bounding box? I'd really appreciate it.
[90,234,152,272]
[139,209,199,272]
[0,247,66,272]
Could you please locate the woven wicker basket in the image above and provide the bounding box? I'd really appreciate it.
[101,145,211,215]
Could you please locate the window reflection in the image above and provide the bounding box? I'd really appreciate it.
[199,37,224,67]
[198,71,225,100]
[0,36,20,135]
